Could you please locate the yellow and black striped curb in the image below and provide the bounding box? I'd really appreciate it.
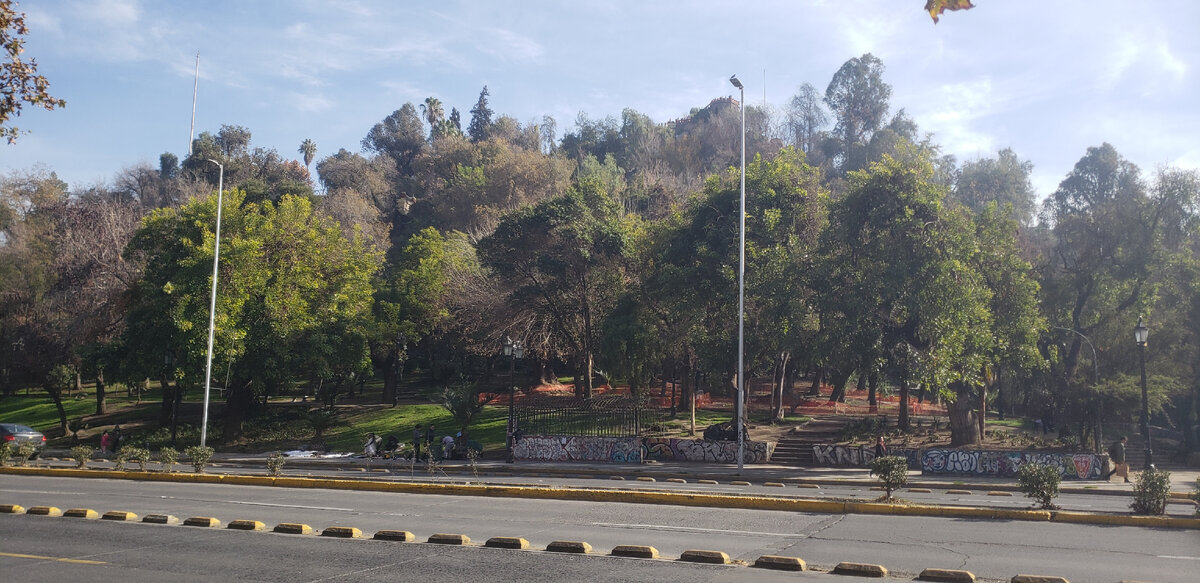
[546,540,591,554]
[28,505,62,516]
[428,533,470,545]
[273,522,314,535]
[833,562,888,577]
[0,503,25,514]
[321,526,363,538]
[484,536,529,549]
[143,514,181,525]
[918,567,977,582]
[227,519,266,531]
[63,508,99,519]
[374,529,415,542]
[183,516,221,528]
[611,545,658,559]
[679,549,730,564]
[101,510,138,521]
[2,466,1196,529]
[1011,575,1068,583]
[753,555,806,571]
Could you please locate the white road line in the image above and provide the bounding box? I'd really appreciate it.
[1157,555,1200,561]
[591,522,806,538]
[222,500,355,512]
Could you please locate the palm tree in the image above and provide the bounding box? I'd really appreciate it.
[421,97,445,138]
[298,139,317,170]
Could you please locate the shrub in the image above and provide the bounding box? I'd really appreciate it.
[159,447,179,473]
[16,441,37,466]
[1192,478,1199,518]
[869,455,909,499]
[266,453,286,477]
[70,445,95,469]
[1130,467,1172,515]
[184,445,214,473]
[0,442,12,466]
[116,446,151,471]
[1017,462,1061,510]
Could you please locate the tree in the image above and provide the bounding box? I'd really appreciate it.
[467,86,493,142]
[824,54,892,174]
[298,139,317,171]
[477,179,628,399]
[786,82,828,156]
[362,104,426,175]
[421,97,445,138]
[1,0,66,143]
[953,148,1036,227]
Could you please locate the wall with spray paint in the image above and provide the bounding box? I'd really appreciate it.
[513,436,775,464]
[810,444,921,469]
[809,444,1108,479]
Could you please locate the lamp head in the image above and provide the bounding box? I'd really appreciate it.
[729,75,743,90]
[1134,317,1149,345]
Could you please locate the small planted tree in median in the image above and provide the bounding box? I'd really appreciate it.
[870,456,910,499]
[1131,467,1172,515]
[1016,462,1061,510]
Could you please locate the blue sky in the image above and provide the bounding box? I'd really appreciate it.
[5,0,1198,199]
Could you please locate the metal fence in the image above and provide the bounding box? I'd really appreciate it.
[515,395,648,437]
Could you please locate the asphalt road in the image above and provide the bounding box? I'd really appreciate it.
[3,474,1198,582]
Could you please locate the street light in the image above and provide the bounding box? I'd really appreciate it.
[729,74,746,473]
[1051,326,1101,451]
[504,336,524,463]
[200,159,224,449]
[1134,317,1151,469]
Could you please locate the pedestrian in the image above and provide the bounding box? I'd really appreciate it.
[1104,436,1130,483]
[441,434,455,460]
[874,436,888,459]
[111,425,122,452]
[363,432,379,457]
[99,430,111,455]
[411,425,422,459]
[425,424,436,453]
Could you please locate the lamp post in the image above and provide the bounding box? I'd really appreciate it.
[504,337,524,463]
[1134,317,1151,469]
[729,74,746,473]
[1052,326,1101,451]
[200,159,224,449]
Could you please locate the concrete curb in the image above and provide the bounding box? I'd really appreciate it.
[484,536,529,549]
[101,510,138,521]
[183,516,220,528]
[63,508,99,519]
[428,533,470,545]
[833,562,888,577]
[918,568,976,582]
[142,514,181,525]
[546,540,591,554]
[679,549,730,564]
[2,465,1196,529]
[227,519,266,531]
[611,544,658,559]
[753,555,806,571]
[373,529,415,542]
[28,505,62,516]
[321,526,362,538]
[273,522,314,535]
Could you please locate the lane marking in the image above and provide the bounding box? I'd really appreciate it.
[156,496,354,512]
[1157,555,1200,561]
[0,551,107,565]
[591,522,806,538]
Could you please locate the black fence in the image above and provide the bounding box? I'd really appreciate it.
[516,395,652,437]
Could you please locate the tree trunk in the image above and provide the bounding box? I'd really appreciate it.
[807,367,823,396]
[222,380,253,444]
[382,353,398,405]
[899,372,910,431]
[827,368,853,403]
[867,370,878,412]
[74,370,82,397]
[159,375,174,427]
[95,369,107,416]
[948,382,980,446]
[978,382,987,442]
[50,388,69,435]
[773,352,789,422]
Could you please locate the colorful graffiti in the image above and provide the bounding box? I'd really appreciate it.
[811,444,921,469]
[512,436,775,464]
[641,438,774,464]
[920,449,1106,480]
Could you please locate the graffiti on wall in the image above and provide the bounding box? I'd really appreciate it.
[513,436,775,464]
[642,438,774,464]
[811,445,921,469]
[920,449,1106,480]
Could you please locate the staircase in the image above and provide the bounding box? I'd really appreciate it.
[1120,431,1192,472]
[771,416,848,466]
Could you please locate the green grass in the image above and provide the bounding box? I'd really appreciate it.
[986,417,1030,429]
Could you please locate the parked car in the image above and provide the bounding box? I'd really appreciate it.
[0,423,46,459]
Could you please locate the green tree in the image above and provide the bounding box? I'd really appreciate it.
[953,148,1036,227]
[1,0,66,143]
[298,139,317,171]
[467,86,493,143]
[362,104,427,175]
[823,53,892,174]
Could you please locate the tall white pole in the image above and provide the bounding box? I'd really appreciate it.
[200,160,224,448]
[188,53,199,156]
[730,75,746,473]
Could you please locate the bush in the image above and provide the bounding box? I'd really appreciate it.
[1130,467,1172,515]
[16,441,37,466]
[116,446,151,471]
[266,453,286,477]
[159,447,179,473]
[1017,462,1061,510]
[869,455,909,499]
[184,445,214,473]
[1192,478,1199,518]
[70,445,95,469]
[0,442,12,466]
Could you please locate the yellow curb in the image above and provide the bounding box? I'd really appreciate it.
[907,488,933,493]
[27,506,62,516]
[321,526,362,538]
[227,520,266,531]
[635,477,656,482]
[945,489,973,495]
[833,562,888,577]
[142,514,181,525]
[610,476,625,480]
[918,567,976,582]
[611,545,658,559]
[485,536,529,549]
[374,530,415,542]
[666,478,687,484]
[679,549,730,564]
[546,540,591,554]
[764,482,785,487]
[0,504,25,514]
[987,491,1013,497]
[101,511,138,521]
[1011,576,1069,583]
[183,516,221,528]
[698,479,719,485]
[63,508,99,519]
[796,483,820,489]
[428,533,470,545]
[273,523,314,535]
[731,481,751,486]
[753,555,806,571]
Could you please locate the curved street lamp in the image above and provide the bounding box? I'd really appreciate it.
[729,74,745,473]
[1051,326,1101,451]
[1134,317,1151,469]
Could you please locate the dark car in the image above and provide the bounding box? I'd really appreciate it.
[0,423,46,459]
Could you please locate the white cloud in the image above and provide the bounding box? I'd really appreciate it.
[477,28,544,62]
[289,92,333,114]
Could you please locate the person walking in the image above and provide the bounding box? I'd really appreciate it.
[99,430,111,455]
[1104,436,1130,483]
[111,425,122,453]
[874,436,888,459]
[425,424,436,459]
[411,425,422,460]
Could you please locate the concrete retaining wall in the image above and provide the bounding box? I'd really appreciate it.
[513,436,775,464]
[810,445,1108,479]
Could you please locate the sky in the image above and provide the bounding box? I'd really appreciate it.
[4,0,1198,199]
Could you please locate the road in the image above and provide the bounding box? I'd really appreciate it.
[2,474,1197,582]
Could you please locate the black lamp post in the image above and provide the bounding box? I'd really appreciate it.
[1134,317,1152,469]
[504,337,524,463]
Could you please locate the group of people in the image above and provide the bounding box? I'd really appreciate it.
[98,425,122,455]
[361,424,475,460]
[361,432,402,458]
